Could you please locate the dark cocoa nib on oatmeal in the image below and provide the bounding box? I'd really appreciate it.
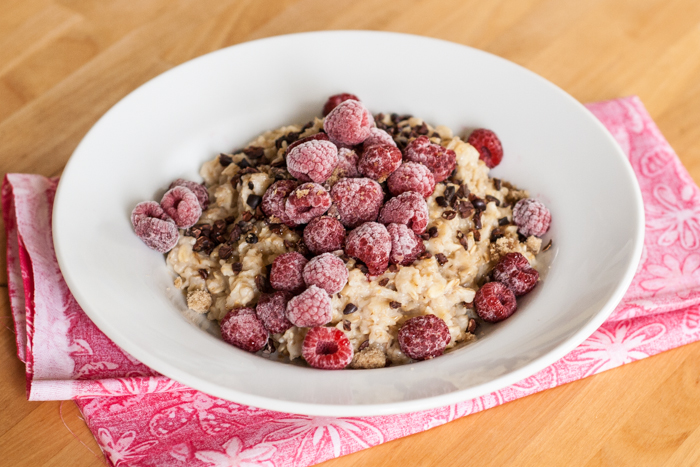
[343,303,358,315]
[218,153,233,166]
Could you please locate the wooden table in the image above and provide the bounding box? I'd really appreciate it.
[2,1,700,465]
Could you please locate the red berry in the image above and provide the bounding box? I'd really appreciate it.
[334,148,360,178]
[387,162,436,198]
[357,144,402,182]
[169,179,209,210]
[493,252,539,297]
[131,200,171,226]
[261,180,298,226]
[329,178,383,228]
[302,326,354,369]
[363,127,396,149]
[270,252,308,293]
[160,186,202,228]
[286,285,333,327]
[256,291,293,334]
[404,136,457,182]
[397,315,451,361]
[345,222,391,276]
[131,201,179,253]
[286,133,330,153]
[387,223,425,266]
[513,198,551,237]
[378,191,429,235]
[322,93,360,117]
[468,128,503,169]
[284,183,332,225]
[303,216,346,254]
[474,282,517,323]
[303,253,348,294]
[287,140,339,183]
[323,100,373,146]
[220,307,269,352]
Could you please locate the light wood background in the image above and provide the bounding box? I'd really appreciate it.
[2,0,700,466]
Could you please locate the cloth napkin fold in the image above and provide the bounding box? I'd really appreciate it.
[4,96,700,467]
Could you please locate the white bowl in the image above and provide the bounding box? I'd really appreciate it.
[53,31,644,416]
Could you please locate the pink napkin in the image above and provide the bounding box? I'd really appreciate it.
[5,96,700,467]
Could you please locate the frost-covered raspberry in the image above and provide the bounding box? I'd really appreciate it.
[160,186,202,228]
[256,291,294,334]
[323,100,373,146]
[322,93,360,116]
[404,136,457,182]
[357,144,402,182]
[468,128,503,169]
[493,252,539,297]
[220,307,269,353]
[284,183,332,225]
[333,148,360,179]
[397,315,451,361]
[378,191,429,235]
[261,180,298,226]
[330,178,383,228]
[131,201,179,253]
[287,140,339,183]
[363,127,397,149]
[345,222,391,275]
[474,282,517,323]
[387,162,436,198]
[169,179,209,210]
[286,285,333,327]
[304,216,346,254]
[513,198,551,237]
[303,253,348,294]
[270,252,308,293]
[286,133,330,153]
[302,326,354,369]
[387,223,425,266]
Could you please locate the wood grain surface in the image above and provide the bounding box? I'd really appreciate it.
[2,1,700,466]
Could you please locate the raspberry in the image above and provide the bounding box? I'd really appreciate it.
[322,93,360,117]
[169,179,209,210]
[270,252,308,293]
[387,223,425,266]
[345,222,391,275]
[378,191,429,235]
[160,186,202,228]
[303,253,349,294]
[357,144,402,182]
[397,315,451,361]
[261,180,298,226]
[220,307,269,352]
[256,291,293,334]
[287,140,338,183]
[286,285,332,327]
[386,162,436,198]
[303,216,346,254]
[467,128,503,169]
[284,183,332,225]
[323,100,373,146]
[302,326,354,369]
[131,201,179,253]
[493,252,539,296]
[286,133,330,153]
[513,198,551,237]
[330,178,383,228]
[474,281,517,323]
[334,148,360,178]
[363,127,397,149]
[404,136,457,182]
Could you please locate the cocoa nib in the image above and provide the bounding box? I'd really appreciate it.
[219,153,233,167]
[343,303,358,315]
[435,253,448,266]
[389,301,402,309]
[218,244,233,260]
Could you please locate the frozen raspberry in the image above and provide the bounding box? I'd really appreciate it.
[131,201,179,253]
[387,223,425,266]
[333,148,360,178]
[286,132,330,153]
[513,198,551,237]
[303,253,348,294]
[160,186,202,229]
[378,191,429,235]
[363,127,397,149]
[474,281,517,323]
[404,136,457,182]
[286,285,332,327]
[220,307,269,352]
[304,216,346,254]
[261,180,298,226]
[169,179,209,210]
[330,178,383,228]
[493,252,539,297]
[287,140,339,183]
[256,291,293,334]
[345,222,391,275]
[284,183,332,225]
[323,100,373,146]
[322,93,360,116]
[357,144,402,182]
[270,252,308,293]
[468,128,503,169]
[387,162,436,198]
[302,326,354,369]
[397,315,451,361]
